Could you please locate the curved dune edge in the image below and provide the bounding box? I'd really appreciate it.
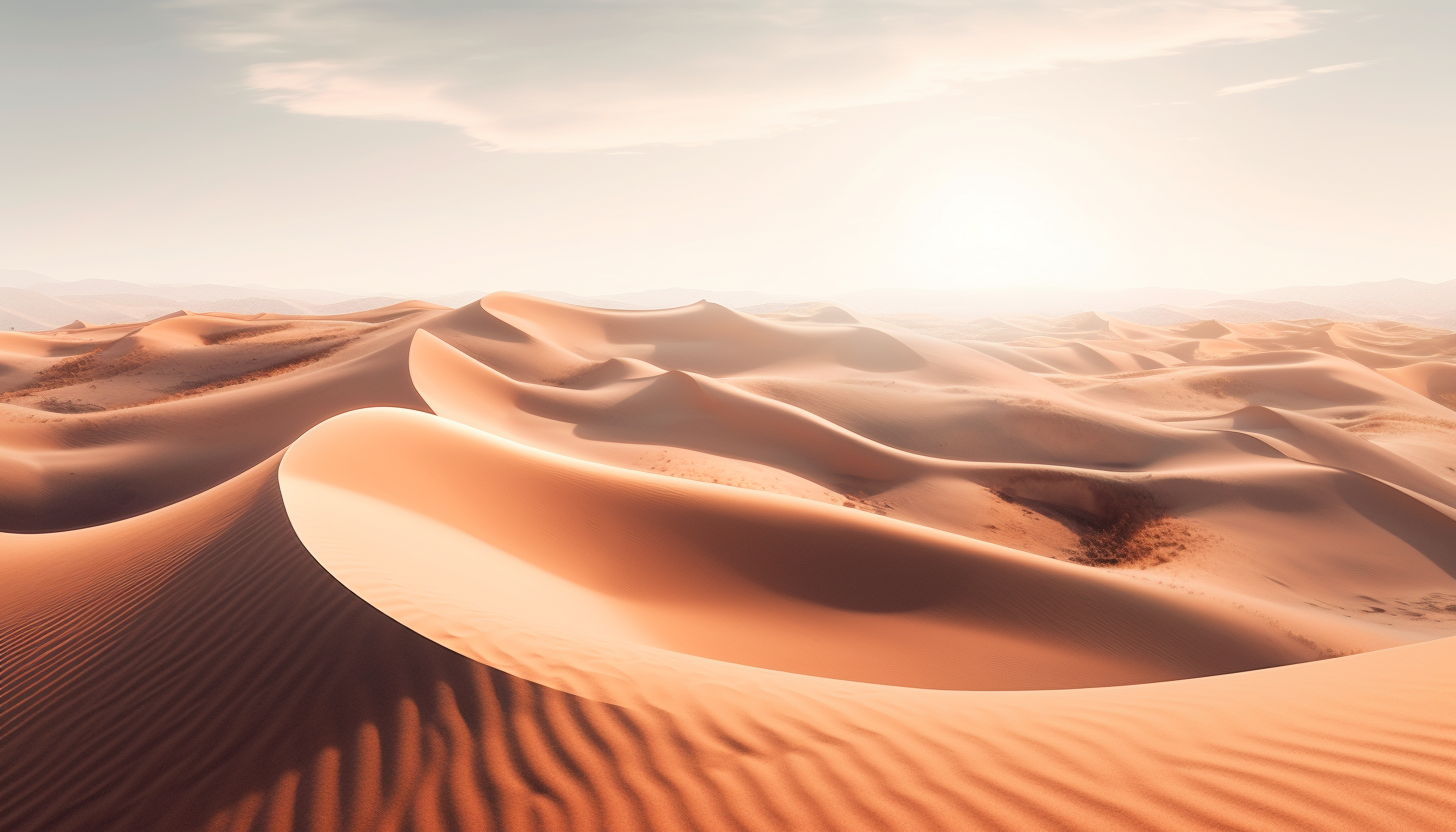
[279,406,1328,693]
[404,304,1456,659]
[279,407,1456,829]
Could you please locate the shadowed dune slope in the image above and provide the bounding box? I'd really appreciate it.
[278,407,1456,832]
[0,458,522,832]
[410,301,1456,653]
[0,305,443,531]
[280,407,1320,691]
[5,295,1456,830]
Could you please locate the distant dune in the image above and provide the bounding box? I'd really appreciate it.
[0,275,461,331]
[5,294,1456,829]
[9,273,1456,330]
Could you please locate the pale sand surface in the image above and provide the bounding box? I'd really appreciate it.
[4,295,1456,829]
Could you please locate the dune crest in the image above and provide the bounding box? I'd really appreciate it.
[6,295,1456,829]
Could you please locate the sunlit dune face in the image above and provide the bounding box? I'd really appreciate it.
[901,172,1101,284]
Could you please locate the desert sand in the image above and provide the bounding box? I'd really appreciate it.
[4,294,1456,830]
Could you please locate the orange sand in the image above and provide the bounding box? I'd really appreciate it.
[4,296,1456,830]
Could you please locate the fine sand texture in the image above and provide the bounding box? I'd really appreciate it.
[5,296,1456,830]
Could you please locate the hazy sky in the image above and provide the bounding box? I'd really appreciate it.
[1,0,1451,296]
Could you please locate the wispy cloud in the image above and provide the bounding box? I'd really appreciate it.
[1217,59,1377,96]
[1308,61,1376,74]
[1217,76,1305,96]
[178,1,1311,152]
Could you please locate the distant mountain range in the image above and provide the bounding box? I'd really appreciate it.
[3,271,1455,331]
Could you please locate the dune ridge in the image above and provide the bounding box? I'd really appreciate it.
[5,294,1456,829]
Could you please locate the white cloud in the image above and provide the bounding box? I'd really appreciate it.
[1217,75,1305,95]
[1308,60,1375,74]
[178,0,1311,152]
[1216,58,1375,96]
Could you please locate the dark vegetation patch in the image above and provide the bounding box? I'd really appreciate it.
[32,398,106,414]
[1187,373,1256,399]
[839,495,890,516]
[154,341,353,401]
[1352,592,1456,621]
[993,472,1196,568]
[200,323,292,345]
[0,344,150,400]
[273,332,348,348]
[3,334,355,413]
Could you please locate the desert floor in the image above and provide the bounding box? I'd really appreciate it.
[5,295,1456,830]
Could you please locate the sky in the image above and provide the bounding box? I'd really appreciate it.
[1,0,1451,298]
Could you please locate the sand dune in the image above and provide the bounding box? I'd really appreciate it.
[0,304,441,530]
[5,295,1456,829]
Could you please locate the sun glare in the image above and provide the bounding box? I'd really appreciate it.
[900,172,1101,286]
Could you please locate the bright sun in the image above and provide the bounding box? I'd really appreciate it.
[901,172,1095,285]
